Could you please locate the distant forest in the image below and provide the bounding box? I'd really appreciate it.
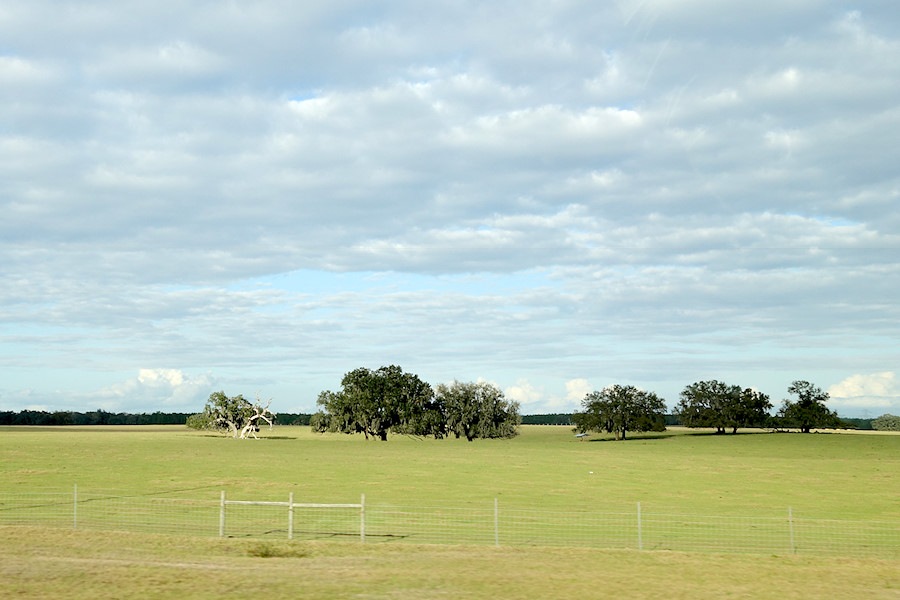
[0,410,313,427]
[0,410,875,430]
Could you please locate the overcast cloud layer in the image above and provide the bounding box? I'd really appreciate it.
[2,1,899,418]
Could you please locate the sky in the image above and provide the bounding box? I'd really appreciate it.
[2,1,899,419]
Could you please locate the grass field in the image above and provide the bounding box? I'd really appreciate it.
[1,425,899,598]
[3,425,898,518]
[1,527,899,599]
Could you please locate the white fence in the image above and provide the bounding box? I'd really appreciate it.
[219,491,366,541]
[1,487,898,558]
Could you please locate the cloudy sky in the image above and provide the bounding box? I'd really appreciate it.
[2,0,899,418]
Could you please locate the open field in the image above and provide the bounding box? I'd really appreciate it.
[2,425,898,518]
[1,425,899,598]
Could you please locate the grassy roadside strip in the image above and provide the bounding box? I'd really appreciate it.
[1,526,898,600]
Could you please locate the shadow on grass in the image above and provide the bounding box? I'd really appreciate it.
[676,429,776,438]
[581,429,776,442]
[195,434,298,440]
[584,433,677,442]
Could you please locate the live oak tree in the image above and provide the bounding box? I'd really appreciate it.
[310,390,356,435]
[315,365,434,441]
[435,380,520,441]
[676,380,737,434]
[733,388,773,431]
[676,380,772,434]
[573,384,666,440]
[188,391,275,439]
[778,380,840,433]
[474,383,520,440]
[314,370,519,441]
[392,392,447,438]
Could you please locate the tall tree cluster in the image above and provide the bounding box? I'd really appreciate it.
[436,380,520,441]
[574,379,847,441]
[312,366,520,441]
[676,379,846,434]
[777,381,840,433]
[573,385,667,440]
[675,380,772,434]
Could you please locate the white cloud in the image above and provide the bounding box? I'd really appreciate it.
[138,368,185,388]
[565,379,593,404]
[84,369,218,412]
[0,55,56,86]
[503,378,594,414]
[828,372,900,410]
[85,41,225,86]
[505,379,544,406]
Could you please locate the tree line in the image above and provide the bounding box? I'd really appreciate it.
[522,413,880,429]
[0,409,313,427]
[522,413,574,425]
[7,375,897,437]
[0,410,193,426]
[573,379,894,439]
[310,365,521,441]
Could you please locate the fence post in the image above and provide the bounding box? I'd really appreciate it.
[288,493,294,540]
[637,502,643,551]
[788,506,795,554]
[73,484,78,530]
[360,494,366,543]
[219,491,226,538]
[493,498,500,546]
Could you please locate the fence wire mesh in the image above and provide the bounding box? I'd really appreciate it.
[1,487,897,557]
[222,503,362,541]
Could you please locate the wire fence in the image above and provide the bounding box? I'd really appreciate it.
[1,487,898,558]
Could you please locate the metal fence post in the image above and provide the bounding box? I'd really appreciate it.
[637,502,643,551]
[494,498,499,546]
[288,493,294,540]
[360,494,366,543]
[219,491,226,537]
[788,506,795,554]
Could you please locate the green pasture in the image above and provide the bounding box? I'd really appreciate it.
[2,425,898,519]
[1,425,899,599]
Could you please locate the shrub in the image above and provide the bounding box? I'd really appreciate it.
[872,414,900,431]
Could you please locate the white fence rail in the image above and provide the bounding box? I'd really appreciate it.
[1,487,898,557]
[219,491,366,541]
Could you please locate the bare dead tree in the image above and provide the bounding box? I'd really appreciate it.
[189,391,277,438]
[238,395,276,439]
